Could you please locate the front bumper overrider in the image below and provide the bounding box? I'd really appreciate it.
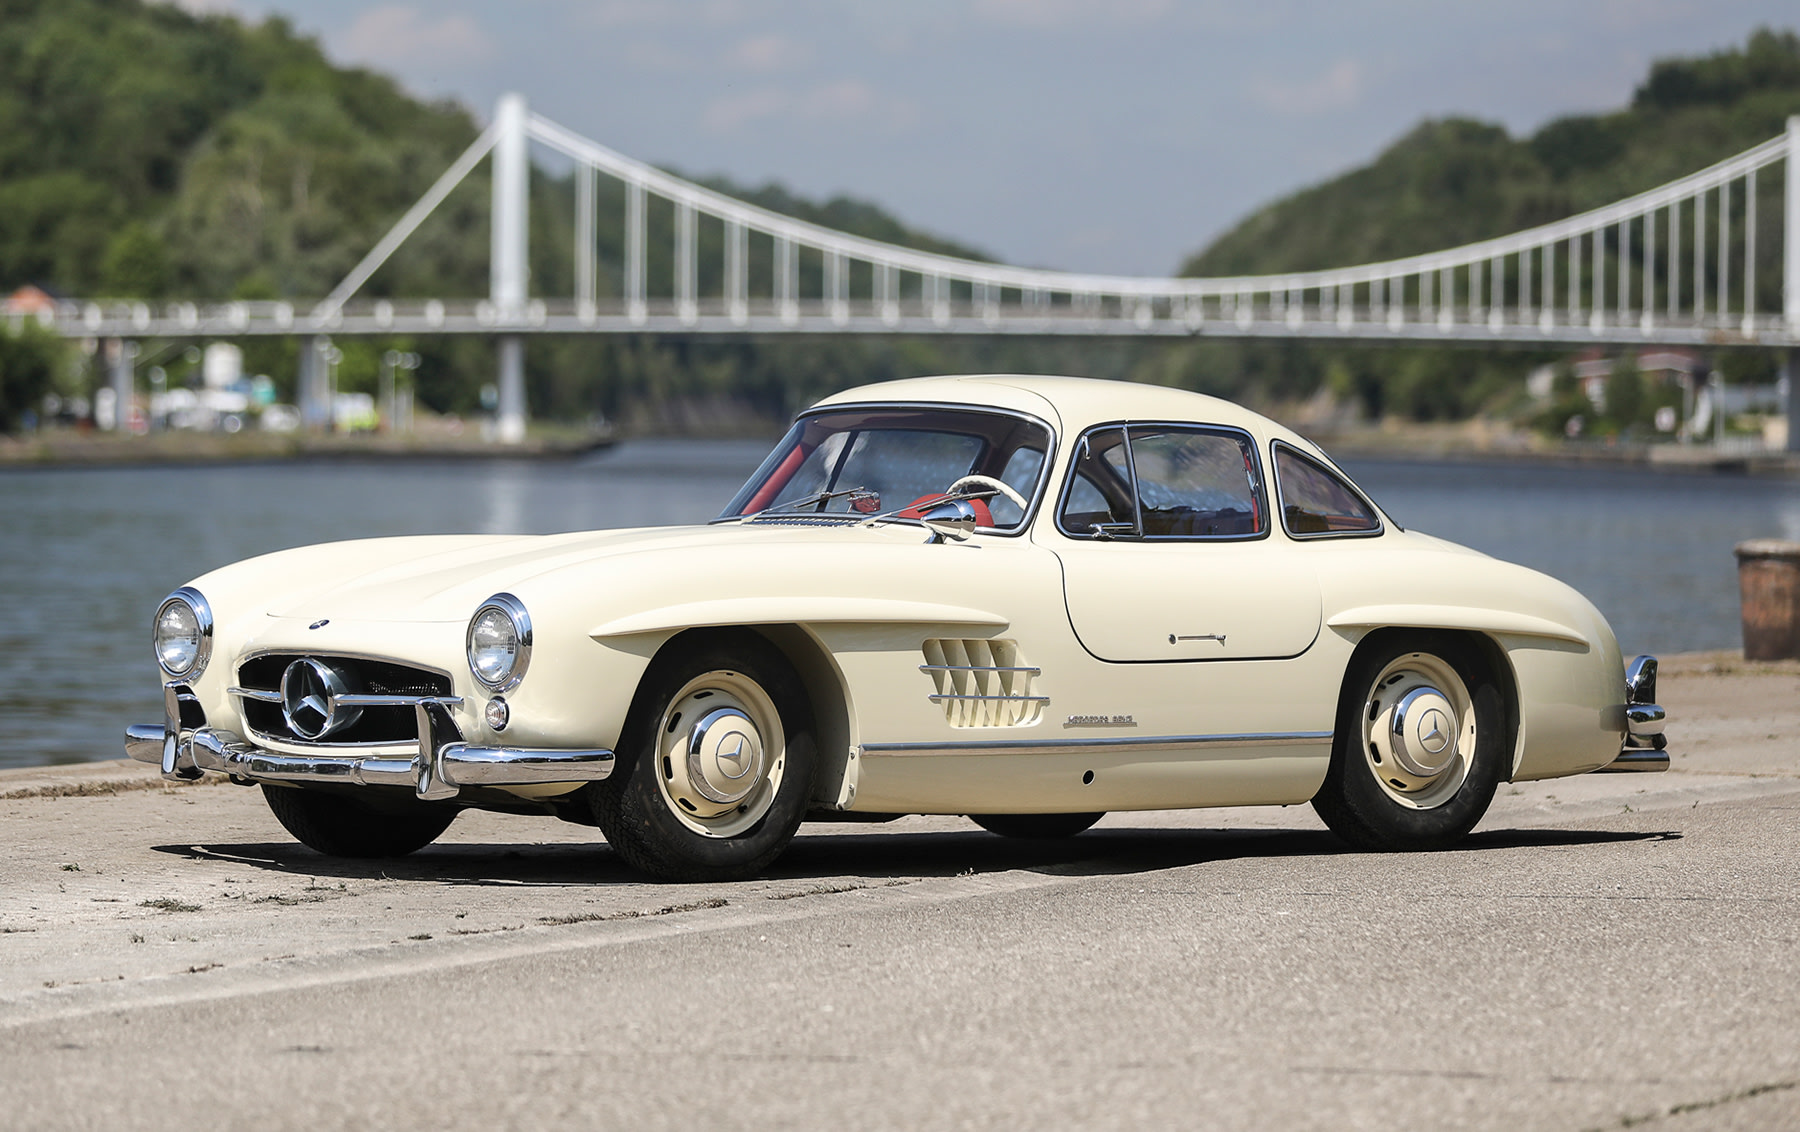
[125,682,612,801]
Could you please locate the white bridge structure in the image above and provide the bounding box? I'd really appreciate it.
[24,95,1800,443]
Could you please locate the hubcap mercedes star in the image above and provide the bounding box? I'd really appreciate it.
[279,658,362,741]
[686,707,766,804]
[1361,653,1476,808]
[656,671,786,838]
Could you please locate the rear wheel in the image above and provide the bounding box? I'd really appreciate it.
[1312,634,1505,851]
[262,785,456,858]
[592,633,817,882]
[970,813,1104,839]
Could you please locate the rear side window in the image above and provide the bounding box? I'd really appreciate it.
[1273,443,1382,537]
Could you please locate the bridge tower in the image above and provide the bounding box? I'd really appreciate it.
[491,93,529,445]
[1787,116,1800,453]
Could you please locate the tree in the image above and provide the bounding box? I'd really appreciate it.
[0,321,62,433]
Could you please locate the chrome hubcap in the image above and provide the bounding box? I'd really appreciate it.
[686,707,765,805]
[656,671,785,838]
[1388,687,1458,777]
[1362,653,1475,809]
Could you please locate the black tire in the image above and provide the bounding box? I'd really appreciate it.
[1311,633,1506,851]
[591,631,818,882]
[261,785,457,858]
[970,813,1104,839]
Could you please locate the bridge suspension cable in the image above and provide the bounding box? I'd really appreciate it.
[27,95,1800,348]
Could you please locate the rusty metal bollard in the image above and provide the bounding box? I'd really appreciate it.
[1734,540,1800,660]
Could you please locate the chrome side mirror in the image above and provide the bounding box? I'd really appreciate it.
[921,499,977,544]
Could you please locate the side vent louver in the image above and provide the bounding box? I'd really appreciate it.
[920,639,1047,727]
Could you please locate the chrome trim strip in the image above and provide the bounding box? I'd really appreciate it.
[927,694,1052,703]
[1598,748,1670,773]
[236,648,457,685]
[337,693,466,708]
[439,744,615,787]
[228,686,283,703]
[860,730,1334,757]
[918,664,1042,675]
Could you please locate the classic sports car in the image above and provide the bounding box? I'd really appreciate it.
[127,375,1668,881]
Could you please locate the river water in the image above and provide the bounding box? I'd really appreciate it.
[3,440,1796,769]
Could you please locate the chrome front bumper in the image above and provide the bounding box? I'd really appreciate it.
[125,687,613,801]
[1599,654,1669,773]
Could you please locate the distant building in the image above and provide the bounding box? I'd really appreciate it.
[4,285,58,316]
[1527,348,1704,407]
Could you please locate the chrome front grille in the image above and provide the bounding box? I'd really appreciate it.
[920,638,1047,727]
[233,653,458,748]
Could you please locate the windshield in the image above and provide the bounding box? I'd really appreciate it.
[721,405,1054,531]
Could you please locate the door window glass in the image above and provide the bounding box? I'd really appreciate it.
[1058,425,1265,539]
[1128,429,1261,536]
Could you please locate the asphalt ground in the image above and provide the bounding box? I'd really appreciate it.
[1,652,1796,1130]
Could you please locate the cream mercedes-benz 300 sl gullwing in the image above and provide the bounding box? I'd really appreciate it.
[127,375,1668,881]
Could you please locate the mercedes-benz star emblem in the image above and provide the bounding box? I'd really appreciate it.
[1419,708,1451,755]
[716,732,751,778]
[280,658,361,741]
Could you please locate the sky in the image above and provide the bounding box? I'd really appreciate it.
[177,0,1798,277]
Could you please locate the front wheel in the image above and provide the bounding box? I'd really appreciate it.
[1311,635,1506,851]
[262,785,456,858]
[970,813,1104,839]
[591,633,817,882]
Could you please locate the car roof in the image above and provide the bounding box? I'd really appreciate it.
[810,374,1293,440]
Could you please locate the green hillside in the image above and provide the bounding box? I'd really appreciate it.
[1184,30,1799,294]
[0,0,985,303]
[0,0,1013,427]
[3,8,1798,434]
[1149,29,1800,427]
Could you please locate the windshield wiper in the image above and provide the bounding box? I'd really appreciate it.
[735,485,875,521]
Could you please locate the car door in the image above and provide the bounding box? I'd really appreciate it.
[1052,423,1321,664]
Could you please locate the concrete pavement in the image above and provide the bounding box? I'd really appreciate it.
[1,652,1796,1130]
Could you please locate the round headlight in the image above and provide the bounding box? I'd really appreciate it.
[467,594,531,691]
[153,588,213,679]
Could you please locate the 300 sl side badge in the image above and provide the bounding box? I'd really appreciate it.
[1065,714,1135,727]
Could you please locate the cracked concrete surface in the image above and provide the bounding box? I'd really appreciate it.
[1,653,1796,1129]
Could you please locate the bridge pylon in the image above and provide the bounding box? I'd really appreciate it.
[492,93,530,444]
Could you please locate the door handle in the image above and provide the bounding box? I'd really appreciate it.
[1169,633,1227,645]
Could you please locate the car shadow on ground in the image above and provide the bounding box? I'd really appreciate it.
[152,824,1680,889]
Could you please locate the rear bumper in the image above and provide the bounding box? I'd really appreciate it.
[1597,655,1669,773]
[125,722,613,799]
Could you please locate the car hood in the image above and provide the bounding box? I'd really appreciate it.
[203,521,934,625]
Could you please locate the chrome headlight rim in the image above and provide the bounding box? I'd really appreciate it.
[153,587,214,680]
[467,592,532,692]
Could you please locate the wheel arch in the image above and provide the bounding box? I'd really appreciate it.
[632,624,853,809]
[1335,627,1521,781]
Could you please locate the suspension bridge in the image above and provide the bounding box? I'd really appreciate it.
[16,94,1800,444]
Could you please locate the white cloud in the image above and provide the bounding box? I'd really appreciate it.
[340,5,492,68]
[1249,59,1364,116]
[729,33,812,73]
[702,79,914,133]
[164,0,239,12]
[973,0,1174,29]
